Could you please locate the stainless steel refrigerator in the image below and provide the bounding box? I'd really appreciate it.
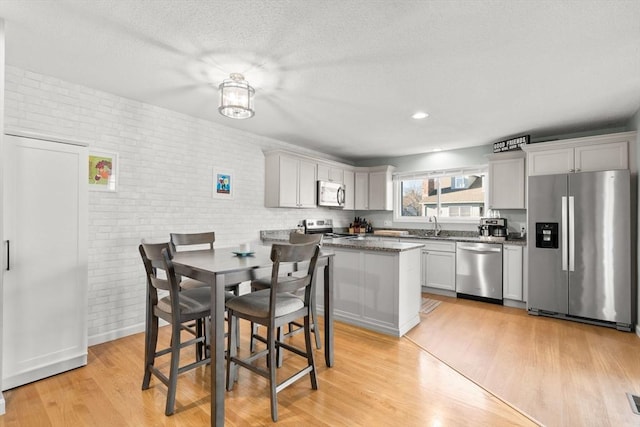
[527,169,632,331]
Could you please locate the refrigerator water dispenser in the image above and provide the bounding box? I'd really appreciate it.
[535,223,558,249]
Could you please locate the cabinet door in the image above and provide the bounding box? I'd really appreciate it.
[489,157,525,209]
[503,245,523,301]
[297,159,317,207]
[3,135,88,390]
[343,169,355,210]
[527,148,574,176]
[574,141,628,172]
[423,250,456,291]
[332,249,362,317]
[368,171,386,210]
[317,164,344,184]
[363,252,396,326]
[354,172,369,210]
[279,155,300,207]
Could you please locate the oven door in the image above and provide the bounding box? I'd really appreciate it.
[317,181,345,207]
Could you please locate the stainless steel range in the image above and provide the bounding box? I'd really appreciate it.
[303,219,351,238]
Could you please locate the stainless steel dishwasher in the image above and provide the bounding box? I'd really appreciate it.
[455,242,503,303]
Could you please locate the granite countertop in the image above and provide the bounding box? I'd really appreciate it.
[259,229,527,250]
[395,234,528,246]
[322,236,424,252]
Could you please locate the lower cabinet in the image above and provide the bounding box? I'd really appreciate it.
[317,247,422,337]
[503,244,523,301]
[422,241,456,291]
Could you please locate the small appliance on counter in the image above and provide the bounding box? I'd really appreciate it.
[478,217,508,240]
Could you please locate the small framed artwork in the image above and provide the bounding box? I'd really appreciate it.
[213,168,234,199]
[88,151,118,192]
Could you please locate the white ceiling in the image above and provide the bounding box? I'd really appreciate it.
[1,0,639,161]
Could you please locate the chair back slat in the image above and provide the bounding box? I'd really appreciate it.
[170,232,215,253]
[288,232,323,245]
[270,242,320,295]
[139,242,179,294]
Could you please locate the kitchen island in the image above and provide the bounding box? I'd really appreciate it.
[318,237,424,337]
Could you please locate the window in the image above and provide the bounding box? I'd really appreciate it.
[395,168,486,222]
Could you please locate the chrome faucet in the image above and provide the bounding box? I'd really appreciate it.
[429,216,442,236]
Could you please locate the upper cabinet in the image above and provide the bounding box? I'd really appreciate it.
[488,153,526,209]
[343,169,355,210]
[317,163,344,184]
[367,165,395,211]
[354,171,369,210]
[263,150,395,211]
[522,131,635,176]
[353,166,395,211]
[265,152,317,208]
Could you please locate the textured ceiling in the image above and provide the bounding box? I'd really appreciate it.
[1,0,639,161]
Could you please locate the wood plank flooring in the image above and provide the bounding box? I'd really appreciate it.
[407,294,640,427]
[0,313,536,426]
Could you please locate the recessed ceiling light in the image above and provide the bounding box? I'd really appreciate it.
[411,111,429,119]
[432,148,442,152]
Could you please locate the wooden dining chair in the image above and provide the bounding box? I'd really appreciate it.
[170,231,242,348]
[225,241,321,422]
[139,242,212,416]
[250,232,323,355]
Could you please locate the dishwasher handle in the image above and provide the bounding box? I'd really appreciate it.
[457,244,502,254]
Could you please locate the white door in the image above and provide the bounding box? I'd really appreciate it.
[2,134,88,390]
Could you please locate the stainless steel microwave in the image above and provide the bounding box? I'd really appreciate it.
[317,180,345,208]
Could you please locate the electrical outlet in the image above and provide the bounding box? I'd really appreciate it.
[383,220,392,227]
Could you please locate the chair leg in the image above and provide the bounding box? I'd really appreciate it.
[195,318,204,361]
[165,320,182,416]
[226,310,238,391]
[142,314,158,390]
[268,324,278,422]
[250,322,257,352]
[310,297,321,349]
[304,314,318,390]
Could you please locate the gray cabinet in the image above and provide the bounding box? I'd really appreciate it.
[265,152,317,208]
[503,244,523,301]
[488,154,525,209]
[343,169,355,210]
[317,163,344,184]
[319,247,422,337]
[368,166,394,211]
[422,241,456,291]
[523,131,633,176]
[354,172,369,210]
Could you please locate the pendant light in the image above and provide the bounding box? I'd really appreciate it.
[218,73,255,119]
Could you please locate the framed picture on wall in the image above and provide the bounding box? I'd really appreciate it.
[213,168,234,199]
[88,151,118,192]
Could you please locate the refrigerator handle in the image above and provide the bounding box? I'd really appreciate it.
[561,196,568,271]
[569,196,575,272]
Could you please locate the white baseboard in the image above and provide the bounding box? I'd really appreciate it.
[0,392,5,415]
[87,320,169,347]
[88,323,145,347]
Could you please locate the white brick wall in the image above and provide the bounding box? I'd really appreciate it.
[4,66,354,345]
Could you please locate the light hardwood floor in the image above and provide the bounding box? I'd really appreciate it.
[408,294,640,427]
[0,312,537,426]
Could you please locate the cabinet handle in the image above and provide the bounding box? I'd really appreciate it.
[6,240,9,271]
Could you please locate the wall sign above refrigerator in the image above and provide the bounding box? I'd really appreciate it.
[492,135,530,153]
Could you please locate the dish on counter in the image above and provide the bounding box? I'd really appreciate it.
[232,251,255,257]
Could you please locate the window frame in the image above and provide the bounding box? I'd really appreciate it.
[392,166,488,224]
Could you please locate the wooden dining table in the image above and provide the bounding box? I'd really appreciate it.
[170,243,335,426]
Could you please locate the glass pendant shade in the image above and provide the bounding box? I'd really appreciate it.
[218,73,255,119]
